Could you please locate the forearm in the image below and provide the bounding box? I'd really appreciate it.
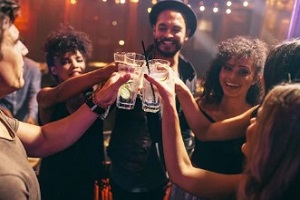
[176,82,211,136]
[23,72,129,157]
[202,106,257,141]
[162,98,192,183]
[37,64,117,107]
[176,81,254,141]
[162,99,240,198]
[22,104,98,157]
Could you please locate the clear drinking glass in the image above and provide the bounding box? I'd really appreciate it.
[115,52,145,110]
[142,59,170,113]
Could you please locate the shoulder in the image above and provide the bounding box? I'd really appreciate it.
[24,58,41,74]
[178,55,197,79]
[0,175,28,200]
[0,111,19,132]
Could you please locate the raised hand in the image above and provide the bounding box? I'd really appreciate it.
[94,72,131,108]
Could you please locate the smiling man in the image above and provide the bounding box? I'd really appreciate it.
[107,1,198,200]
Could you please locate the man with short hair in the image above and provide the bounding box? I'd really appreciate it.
[108,1,198,199]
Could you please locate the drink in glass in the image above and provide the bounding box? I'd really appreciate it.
[142,59,170,113]
[115,52,145,110]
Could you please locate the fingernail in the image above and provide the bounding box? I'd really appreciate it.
[144,74,148,78]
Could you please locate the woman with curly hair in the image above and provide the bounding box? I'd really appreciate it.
[190,36,268,173]
[169,36,268,199]
[37,25,116,200]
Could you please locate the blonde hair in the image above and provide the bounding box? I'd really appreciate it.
[239,83,300,200]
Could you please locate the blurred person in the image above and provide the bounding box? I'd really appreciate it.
[238,83,300,199]
[0,57,41,124]
[0,1,129,199]
[37,25,117,200]
[107,0,198,199]
[263,37,300,93]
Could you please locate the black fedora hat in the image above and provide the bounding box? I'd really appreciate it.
[149,0,197,38]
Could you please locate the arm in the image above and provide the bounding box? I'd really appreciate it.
[17,72,130,157]
[37,63,117,108]
[145,73,240,198]
[176,78,256,141]
[37,63,117,123]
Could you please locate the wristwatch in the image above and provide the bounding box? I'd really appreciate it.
[85,96,110,120]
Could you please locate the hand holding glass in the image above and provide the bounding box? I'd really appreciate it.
[142,59,170,113]
[115,52,145,110]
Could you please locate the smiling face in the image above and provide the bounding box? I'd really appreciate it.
[219,56,256,99]
[51,50,86,82]
[0,23,28,97]
[153,10,189,58]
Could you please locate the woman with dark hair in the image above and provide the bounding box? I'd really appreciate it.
[37,25,116,200]
[169,35,268,199]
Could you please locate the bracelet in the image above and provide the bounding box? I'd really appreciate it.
[91,92,103,108]
[85,93,110,120]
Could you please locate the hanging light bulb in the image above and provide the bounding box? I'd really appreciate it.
[199,5,205,12]
[226,1,232,7]
[243,1,249,7]
[213,3,219,13]
[199,1,205,12]
[70,0,77,4]
[226,8,231,14]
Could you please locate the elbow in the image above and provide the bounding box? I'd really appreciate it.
[167,163,192,187]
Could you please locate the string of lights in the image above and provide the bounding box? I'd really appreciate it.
[69,0,253,15]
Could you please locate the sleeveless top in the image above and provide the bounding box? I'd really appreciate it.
[191,108,245,174]
[38,94,105,199]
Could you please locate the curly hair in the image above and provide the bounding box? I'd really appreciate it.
[44,24,93,68]
[0,0,20,59]
[264,38,300,94]
[201,36,269,106]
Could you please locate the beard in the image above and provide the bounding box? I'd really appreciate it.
[154,38,182,58]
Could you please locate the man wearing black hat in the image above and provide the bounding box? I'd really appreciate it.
[107,1,198,199]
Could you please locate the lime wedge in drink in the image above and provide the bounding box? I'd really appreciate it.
[120,84,131,99]
[160,76,167,82]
